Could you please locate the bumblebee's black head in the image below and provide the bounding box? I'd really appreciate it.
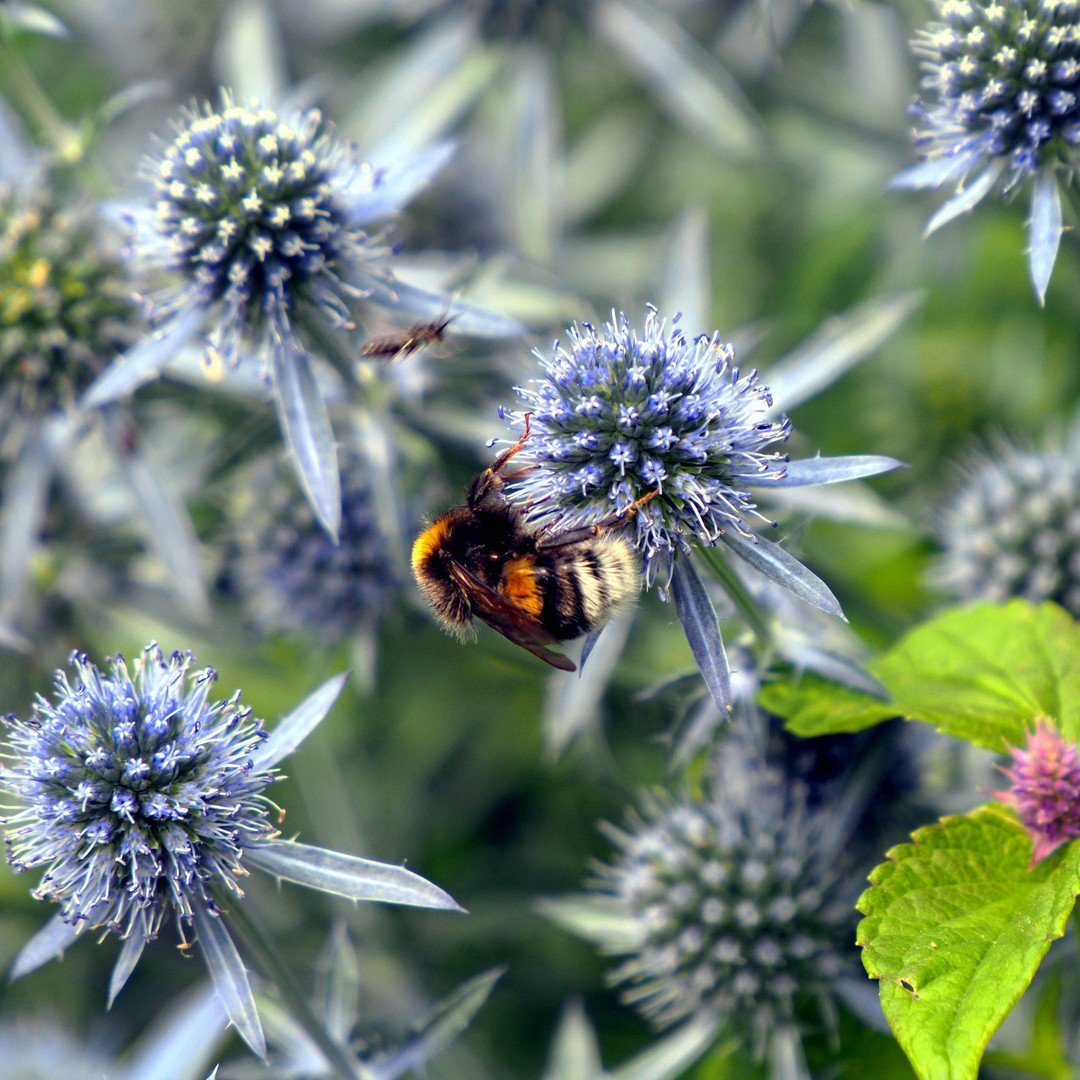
[411,495,524,636]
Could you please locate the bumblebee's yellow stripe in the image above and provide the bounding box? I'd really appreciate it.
[412,517,451,575]
[500,556,543,617]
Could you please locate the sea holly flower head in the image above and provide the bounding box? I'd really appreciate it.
[995,719,1080,864]
[2,645,276,942]
[0,187,138,448]
[896,0,1080,301]
[145,94,374,369]
[1,647,459,1056]
[236,449,400,643]
[591,744,851,1069]
[503,307,792,586]
[933,438,1080,617]
[84,90,468,536]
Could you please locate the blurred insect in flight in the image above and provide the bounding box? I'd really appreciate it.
[411,415,654,671]
[359,311,456,361]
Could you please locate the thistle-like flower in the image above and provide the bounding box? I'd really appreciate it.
[3,646,276,941]
[995,719,1080,864]
[83,91,513,535]
[1,645,459,1056]
[505,308,900,583]
[504,308,792,586]
[588,744,852,1072]
[502,307,899,710]
[895,0,1080,302]
[236,450,399,644]
[0,188,138,451]
[933,438,1080,616]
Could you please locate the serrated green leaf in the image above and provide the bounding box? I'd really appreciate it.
[870,601,1080,751]
[857,804,1080,1080]
[759,675,895,737]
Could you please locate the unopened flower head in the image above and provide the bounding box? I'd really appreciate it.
[1,645,276,942]
[0,189,137,435]
[237,450,399,642]
[147,92,381,371]
[592,749,849,1057]
[912,0,1080,185]
[504,308,791,584]
[933,439,1080,616]
[995,719,1080,864]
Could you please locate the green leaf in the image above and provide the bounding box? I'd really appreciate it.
[758,674,896,737]
[857,803,1080,1080]
[982,969,1075,1079]
[871,601,1080,751]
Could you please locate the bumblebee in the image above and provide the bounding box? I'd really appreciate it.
[411,416,649,671]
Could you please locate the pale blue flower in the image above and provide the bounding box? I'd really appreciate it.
[2,645,460,1057]
[582,739,855,1078]
[82,91,510,537]
[503,307,900,712]
[505,308,900,585]
[894,0,1080,303]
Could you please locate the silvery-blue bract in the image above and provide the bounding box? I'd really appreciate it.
[895,0,1080,302]
[504,308,791,587]
[1,646,459,1057]
[237,923,501,1080]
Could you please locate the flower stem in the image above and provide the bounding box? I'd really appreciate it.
[0,37,76,159]
[696,542,774,652]
[225,896,371,1080]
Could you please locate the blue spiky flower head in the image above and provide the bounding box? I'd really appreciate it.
[236,449,399,643]
[2,645,275,943]
[145,92,389,369]
[897,0,1080,300]
[2,648,459,1057]
[591,745,850,1067]
[85,90,461,536]
[503,308,791,586]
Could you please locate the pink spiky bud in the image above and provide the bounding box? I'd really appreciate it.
[995,719,1080,867]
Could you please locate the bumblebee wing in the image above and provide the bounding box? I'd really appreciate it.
[447,560,576,672]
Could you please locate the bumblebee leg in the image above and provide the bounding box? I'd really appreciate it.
[469,414,534,506]
[538,489,660,549]
[490,412,532,475]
